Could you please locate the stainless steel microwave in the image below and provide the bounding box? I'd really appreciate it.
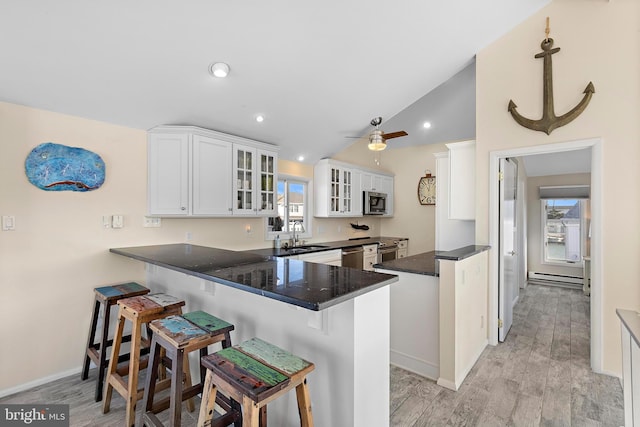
[363,191,387,215]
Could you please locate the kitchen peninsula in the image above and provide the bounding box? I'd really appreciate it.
[375,245,490,391]
[110,243,398,427]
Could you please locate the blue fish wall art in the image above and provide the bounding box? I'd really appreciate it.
[25,142,105,191]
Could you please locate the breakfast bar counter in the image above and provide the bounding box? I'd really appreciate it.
[110,243,398,427]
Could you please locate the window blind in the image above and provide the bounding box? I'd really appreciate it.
[539,185,590,199]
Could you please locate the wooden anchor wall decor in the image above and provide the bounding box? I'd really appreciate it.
[508,17,595,135]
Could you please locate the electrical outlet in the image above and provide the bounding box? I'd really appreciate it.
[143,216,161,228]
[185,232,192,241]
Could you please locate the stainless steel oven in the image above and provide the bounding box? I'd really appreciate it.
[377,240,398,263]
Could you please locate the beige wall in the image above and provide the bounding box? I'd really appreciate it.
[334,140,448,255]
[526,173,591,277]
[476,0,640,375]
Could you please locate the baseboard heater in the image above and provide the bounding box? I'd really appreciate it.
[528,271,583,289]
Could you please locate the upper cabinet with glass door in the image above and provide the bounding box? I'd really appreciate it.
[232,144,278,216]
[148,125,278,217]
[314,159,365,217]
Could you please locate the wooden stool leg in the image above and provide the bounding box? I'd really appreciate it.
[170,349,184,426]
[259,406,267,427]
[295,378,314,427]
[142,335,162,412]
[102,313,126,414]
[182,351,195,413]
[242,395,260,427]
[196,370,218,427]
[125,318,143,427]
[81,299,101,380]
[95,302,112,402]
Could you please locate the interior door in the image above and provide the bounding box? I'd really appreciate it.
[499,158,518,342]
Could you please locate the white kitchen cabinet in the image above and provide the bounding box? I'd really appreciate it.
[361,172,394,216]
[296,249,342,266]
[148,126,278,217]
[232,145,279,216]
[446,140,476,220]
[397,239,408,258]
[148,133,190,215]
[315,159,393,217]
[314,160,361,217]
[380,175,394,217]
[363,244,378,271]
[192,135,233,215]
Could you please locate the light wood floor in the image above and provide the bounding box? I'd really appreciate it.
[390,283,624,426]
[0,284,624,426]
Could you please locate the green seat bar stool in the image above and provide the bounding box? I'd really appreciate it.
[197,337,315,427]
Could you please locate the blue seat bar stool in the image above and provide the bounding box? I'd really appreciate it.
[141,311,235,427]
[81,282,150,401]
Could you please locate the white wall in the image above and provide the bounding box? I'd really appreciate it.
[476,0,640,375]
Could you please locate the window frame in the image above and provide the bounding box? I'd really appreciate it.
[540,198,587,267]
[264,174,312,241]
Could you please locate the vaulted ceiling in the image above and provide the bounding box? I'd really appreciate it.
[0,1,550,163]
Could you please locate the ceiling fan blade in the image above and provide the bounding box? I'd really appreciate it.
[381,131,408,140]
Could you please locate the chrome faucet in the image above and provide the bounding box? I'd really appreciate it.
[292,220,304,247]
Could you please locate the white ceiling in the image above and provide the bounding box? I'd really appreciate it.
[0,1,549,163]
[520,148,592,177]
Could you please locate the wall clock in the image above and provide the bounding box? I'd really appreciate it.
[418,173,436,205]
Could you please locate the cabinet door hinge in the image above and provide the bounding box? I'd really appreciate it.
[498,171,504,181]
[498,318,504,328]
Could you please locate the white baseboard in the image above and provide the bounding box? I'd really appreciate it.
[0,367,81,399]
[390,350,439,381]
[437,339,488,391]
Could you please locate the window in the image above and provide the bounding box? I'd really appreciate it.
[266,176,311,240]
[542,199,585,264]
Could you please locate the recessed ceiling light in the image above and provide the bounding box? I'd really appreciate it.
[423,121,432,129]
[297,155,305,162]
[209,62,230,78]
[256,115,264,123]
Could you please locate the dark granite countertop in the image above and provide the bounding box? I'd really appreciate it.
[434,245,491,261]
[110,244,398,311]
[373,245,490,276]
[373,251,438,276]
[248,236,408,257]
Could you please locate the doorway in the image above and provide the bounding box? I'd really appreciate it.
[489,138,603,373]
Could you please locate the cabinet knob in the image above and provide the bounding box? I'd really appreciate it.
[181,207,186,211]
[228,208,233,212]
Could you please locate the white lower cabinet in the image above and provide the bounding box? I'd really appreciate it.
[295,249,342,266]
[363,244,378,271]
[148,126,278,217]
[397,239,408,258]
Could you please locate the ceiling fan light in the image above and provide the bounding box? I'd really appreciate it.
[368,134,387,151]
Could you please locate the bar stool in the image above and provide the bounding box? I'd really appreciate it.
[102,293,185,427]
[141,311,235,427]
[81,282,150,401]
[197,337,315,427]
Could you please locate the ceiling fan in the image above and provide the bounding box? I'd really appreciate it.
[349,117,408,151]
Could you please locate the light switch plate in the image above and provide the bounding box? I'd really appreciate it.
[112,215,124,228]
[143,216,161,228]
[2,215,15,231]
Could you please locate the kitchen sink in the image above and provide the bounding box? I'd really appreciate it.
[294,245,328,250]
